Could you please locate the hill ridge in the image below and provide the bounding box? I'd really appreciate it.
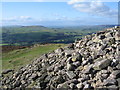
[1,26,120,89]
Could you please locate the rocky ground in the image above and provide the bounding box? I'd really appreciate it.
[1,26,120,89]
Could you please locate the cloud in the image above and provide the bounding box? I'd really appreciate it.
[1,0,44,2]
[3,16,33,22]
[2,16,35,26]
[1,0,119,2]
[68,0,84,4]
[68,0,118,17]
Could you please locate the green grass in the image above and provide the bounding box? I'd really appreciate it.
[2,44,66,70]
[0,44,9,46]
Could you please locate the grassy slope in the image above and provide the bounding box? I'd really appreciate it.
[2,44,66,70]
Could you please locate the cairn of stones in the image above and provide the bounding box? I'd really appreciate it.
[1,26,120,89]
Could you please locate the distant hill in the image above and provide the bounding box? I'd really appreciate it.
[1,25,117,46]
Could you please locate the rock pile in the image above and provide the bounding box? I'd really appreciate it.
[1,26,120,89]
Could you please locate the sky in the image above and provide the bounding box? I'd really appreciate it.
[1,0,119,26]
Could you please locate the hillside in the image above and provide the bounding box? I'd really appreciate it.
[2,44,66,70]
[1,26,120,89]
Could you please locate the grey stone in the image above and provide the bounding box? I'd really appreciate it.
[105,32,112,38]
[44,75,51,82]
[81,75,90,81]
[78,78,85,82]
[116,63,120,70]
[67,63,75,71]
[2,69,13,74]
[39,73,48,81]
[76,83,83,89]
[26,74,31,79]
[55,48,63,53]
[67,43,74,49]
[41,61,50,68]
[66,79,78,84]
[73,61,81,67]
[111,59,119,67]
[83,64,93,74]
[21,80,26,84]
[108,37,115,45]
[107,66,114,72]
[99,34,105,39]
[57,82,69,88]
[54,65,61,72]
[110,70,120,79]
[117,78,120,87]
[93,59,111,70]
[114,26,119,28]
[65,50,73,57]
[103,78,117,86]
[116,45,120,55]
[69,83,75,89]
[72,53,82,62]
[82,60,89,66]
[30,73,38,80]
[96,31,105,36]
[107,85,118,90]
[66,57,72,63]
[53,75,65,85]
[101,70,109,74]
[66,71,76,79]
[13,81,21,87]
[47,65,54,72]
[101,74,109,79]
[48,53,55,58]
[57,79,78,88]
[84,84,91,89]
[115,31,120,41]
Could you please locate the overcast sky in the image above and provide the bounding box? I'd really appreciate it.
[1,0,118,26]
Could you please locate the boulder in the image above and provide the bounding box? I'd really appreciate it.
[116,45,120,55]
[93,59,111,70]
[110,70,120,79]
[84,84,91,89]
[64,50,73,57]
[72,61,81,67]
[30,73,38,80]
[67,43,74,49]
[116,63,120,70]
[82,64,93,74]
[76,83,84,89]
[117,78,120,87]
[115,31,120,41]
[67,63,75,71]
[69,83,75,89]
[2,69,13,74]
[57,83,69,88]
[72,53,82,62]
[105,32,112,38]
[103,78,117,86]
[66,71,76,79]
[54,48,64,53]
[107,85,118,90]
